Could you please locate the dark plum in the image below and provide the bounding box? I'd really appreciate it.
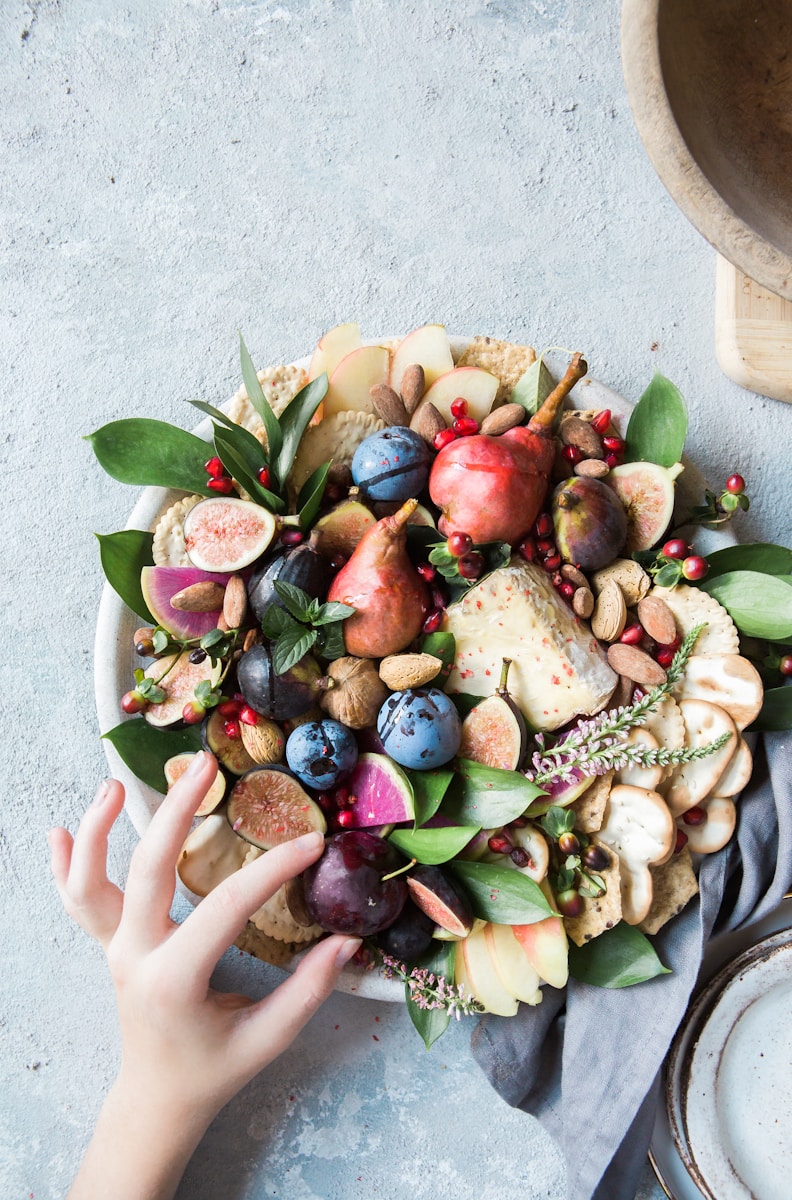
[236,643,325,720]
[302,831,408,936]
[375,900,435,960]
[247,530,329,622]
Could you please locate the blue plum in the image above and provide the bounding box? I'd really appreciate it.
[376,687,462,770]
[351,427,431,502]
[285,719,358,790]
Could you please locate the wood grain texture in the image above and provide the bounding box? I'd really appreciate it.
[715,256,792,404]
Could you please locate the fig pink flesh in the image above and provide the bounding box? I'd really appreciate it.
[140,566,231,638]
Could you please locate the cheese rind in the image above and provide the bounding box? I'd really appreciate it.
[442,560,618,731]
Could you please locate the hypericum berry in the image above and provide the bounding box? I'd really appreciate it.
[779,655,792,677]
[223,718,241,740]
[582,844,610,872]
[416,562,436,582]
[218,700,241,717]
[257,466,271,488]
[557,831,580,857]
[674,828,689,853]
[204,456,225,478]
[590,409,612,435]
[182,700,206,724]
[683,806,707,827]
[517,537,537,562]
[534,512,553,539]
[453,416,479,436]
[543,552,562,572]
[433,428,457,451]
[280,528,304,547]
[488,833,513,855]
[562,444,584,466]
[189,647,208,664]
[239,705,259,726]
[556,889,584,918]
[662,538,690,560]
[725,473,746,495]
[620,623,644,646]
[458,551,485,580]
[121,689,147,714]
[450,397,468,419]
[447,531,473,558]
[682,555,709,581]
[422,609,443,634]
[134,635,155,657]
[510,846,531,868]
[207,476,234,495]
[602,435,625,454]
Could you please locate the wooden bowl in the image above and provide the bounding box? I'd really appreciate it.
[621,0,792,299]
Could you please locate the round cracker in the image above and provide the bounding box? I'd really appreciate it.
[614,727,664,791]
[663,699,738,816]
[152,495,204,566]
[712,735,753,798]
[290,410,386,495]
[673,653,763,730]
[597,784,675,925]
[680,795,736,854]
[225,363,309,441]
[250,882,324,944]
[650,585,740,656]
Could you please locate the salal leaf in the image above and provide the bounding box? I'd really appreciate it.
[624,373,688,467]
[703,542,792,581]
[95,530,155,621]
[297,460,332,530]
[272,625,317,674]
[702,570,792,639]
[212,426,284,512]
[275,373,328,485]
[407,767,454,828]
[406,941,454,1049]
[567,922,671,988]
[747,686,792,732]
[102,720,202,794]
[239,334,283,473]
[446,860,554,924]
[86,419,213,494]
[442,759,546,827]
[389,824,479,865]
[510,354,555,416]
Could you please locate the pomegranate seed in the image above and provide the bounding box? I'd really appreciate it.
[329,553,348,572]
[316,792,334,813]
[207,476,234,494]
[562,444,584,465]
[450,397,468,418]
[422,609,443,634]
[683,806,707,827]
[536,537,555,554]
[518,537,537,562]
[543,552,562,572]
[604,452,621,469]
[488,833,513,855]
[534,512,553,538]
[447,531,473,557]
[620,622,644,646]
[324,482,345,503]
[458,551,484,580]
[655,647,676,668]
[257,466,271,488]
[674,828,689,853]
[430,584,447,611]
[334,786,350,807]
[239,705,259,726]
[510,816,528,828]
[725,473,746,495]
[417,562,436,582]
[218,700,241,717]
[204,456,225,478]
[591,409,612,434]
[280,528,304,547]
[510,847,531,868]
[558,581,575,600]
[453,416,479,436]
[682,555,709,581]
[779,655,792,677]
[182,701,206,724]
[433,428,457,450]
[223,718,240,739]
[662,538,690,560]
[602,435,625,453]
[121,690,146,714]
[335,809,355,828]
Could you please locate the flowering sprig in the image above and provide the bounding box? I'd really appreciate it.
[378,953,484,1019]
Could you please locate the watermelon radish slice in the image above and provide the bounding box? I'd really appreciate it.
[345,753,415,828]
[140,566,231,638]
[183,497,277,571]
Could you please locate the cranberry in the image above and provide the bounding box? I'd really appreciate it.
[683,806,707,827]
[207,476,234,494]
[488,833,513,855]
[620,623,644,646]
[582,844,610,872]
[280,528,304,547]
[450,397,468,418]
[725,473,746,495]
[556,889,584,918]
[682,555,709,581]
[257,466,271,488]
[447,531,473,558]
[534,512,553,539]
[674,828,689,853]
[562,444,584,465]
[557,831,580,857]
[416,562,436,582]
[458,551,484,580]
[433,428,457,450]
[121,689,147,714]
[453,416,479,436]
[223,718,241,740]
[602,435,625,453]
[422,609,443,634]
[182,700,206,724]
[779,655,792,677]
[239,705,259,726]
[204,456,225,478]
[518,537,537,562]
[590,409,612,435]
[662,538,690,560]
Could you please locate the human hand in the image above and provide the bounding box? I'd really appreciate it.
[49,751,358,1200]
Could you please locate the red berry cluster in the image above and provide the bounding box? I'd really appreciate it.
[432,398,480,451]
[661,538,709,581]
[316,785,359,831]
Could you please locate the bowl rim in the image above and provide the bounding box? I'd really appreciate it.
[620,0,792,300]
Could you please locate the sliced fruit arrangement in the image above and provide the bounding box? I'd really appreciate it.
[90,322,792,1047]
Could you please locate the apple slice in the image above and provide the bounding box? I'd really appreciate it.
[420,366,499,424]
[485,922,543,1004]
[308,322,362,382]
[512,882,569,990]
[322,344,391,418]
[460,924,519,1016]
[390,323,454,396]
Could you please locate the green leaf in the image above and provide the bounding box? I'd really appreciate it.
[702,571,792,639]
[261,606,299,639]
[272,579,313,622]
[102,720,203,794]
[272,625,317,674]
[407,767,454,828]
[419,631,456,688]
[297,460,332,531]
[510,354,555,416]
[747,685,792,732]
[654,562,683,588]
[95,530,155,621]
[239,334,282,474]
[441,759,546,827]
[540,805,576,840]
[86,419,214,494]
[624,374,688,467]
[317,624,346,661]
[447,860,554,924]
[314,601,356,626]
[188,399,269,470]
[212,426,284,512]
[702,543,792,581]
[389,825,480,865]
[406,942,454,1049]
[567,922,671,988]
[275,373,328,486]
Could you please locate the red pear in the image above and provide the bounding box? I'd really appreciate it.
[327,498,430,658]
[429,353,587,545]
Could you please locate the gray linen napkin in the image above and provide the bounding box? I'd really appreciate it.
[471,731,792,1200]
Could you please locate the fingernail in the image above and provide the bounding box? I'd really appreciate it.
[335,937,363,967]
[90,780,113,809]
[185,751,209,777]
[294,830,325,852]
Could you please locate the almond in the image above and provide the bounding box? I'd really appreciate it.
[410,401,446,446]
[637,595,677,646]
[379,653,443,689]
[561,563,589,590]
[573,586,595,619]
[370,383,409,427]
[590,578,627,642]
[560,414,604,458]
[400,363,426,415]
[606,643,668,688]
[223,575,248,629]
[170,581,226,612]
[592,559,651,607]
[240,717,286,765]
[480,403,525,436]
[574,458,609,479]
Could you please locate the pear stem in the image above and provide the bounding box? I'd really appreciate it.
[527,352,588,435]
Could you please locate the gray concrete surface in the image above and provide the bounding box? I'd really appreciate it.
[2,2,791,1198]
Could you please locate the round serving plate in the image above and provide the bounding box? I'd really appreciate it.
[94,336,720,999]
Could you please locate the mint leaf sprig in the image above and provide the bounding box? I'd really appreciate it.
[261,580,355,674]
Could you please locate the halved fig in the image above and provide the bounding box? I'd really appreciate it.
[143,652,222,727]
[605,462,679,553]
[140,566,230,639]
[406,864,474,938]
[226,766,327,849]
[164,752,227,815]
[313,498,377,559]
[458,658,527,771]
[201,709,258,776]
[183,497,277,571]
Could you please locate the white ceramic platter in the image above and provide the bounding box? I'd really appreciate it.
[93,336,717,1000]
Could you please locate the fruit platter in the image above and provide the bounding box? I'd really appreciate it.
[92,324,792,1045]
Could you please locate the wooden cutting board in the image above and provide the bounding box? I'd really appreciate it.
[715,255,792,403]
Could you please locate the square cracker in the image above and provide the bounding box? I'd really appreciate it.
[456,336,536,405]
[637,848,699,936]
[565,841,622,946]
[569,771,614,834]
[234,920,317,967]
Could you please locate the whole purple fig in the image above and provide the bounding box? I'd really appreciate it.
[551,476,628,571]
